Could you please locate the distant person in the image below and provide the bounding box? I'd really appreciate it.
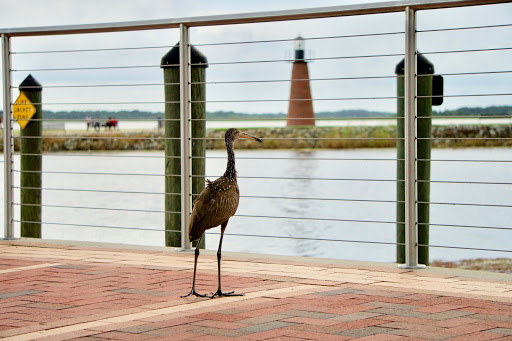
[111,117,118,130]
[0,115,3,128]
[94,120,101,131]
[85,115,92,130]
[157,116,163,130]
[105,117,113,130]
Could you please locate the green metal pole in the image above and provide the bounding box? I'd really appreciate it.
[161,43,207,248]
[396,54,433,265]
[19,74,42,238]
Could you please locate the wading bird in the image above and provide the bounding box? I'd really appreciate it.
[182,128,262,298]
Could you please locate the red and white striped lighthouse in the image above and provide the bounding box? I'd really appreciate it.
[287,36,315,126]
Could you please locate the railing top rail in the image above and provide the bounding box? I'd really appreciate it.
[0,0,509,37]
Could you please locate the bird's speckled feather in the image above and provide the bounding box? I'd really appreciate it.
[188,177,239,241]
[188,128,261,242]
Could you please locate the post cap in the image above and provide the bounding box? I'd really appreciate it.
[395,53,434,75]
[160,42,208,68]
[19,74,42,91]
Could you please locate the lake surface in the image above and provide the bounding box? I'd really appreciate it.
[1,147,511,263]
[9,116,512,132]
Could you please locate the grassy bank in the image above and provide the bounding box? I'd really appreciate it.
[431,258,512,274]
[2,125,511,152]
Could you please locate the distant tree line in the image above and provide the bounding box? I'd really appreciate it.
[432,106,512,117]
[1,106,511,120]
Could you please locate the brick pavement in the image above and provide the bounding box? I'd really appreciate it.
[1,240,512,340]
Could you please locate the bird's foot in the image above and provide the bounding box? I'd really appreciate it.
[209,289,244,299]
[181,289,209,298]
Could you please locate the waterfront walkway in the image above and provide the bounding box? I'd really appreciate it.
[1,240,512,340]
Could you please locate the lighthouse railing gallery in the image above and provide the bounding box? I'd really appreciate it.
[2,0,512,267]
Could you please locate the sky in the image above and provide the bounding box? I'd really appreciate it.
[0,0,511,115]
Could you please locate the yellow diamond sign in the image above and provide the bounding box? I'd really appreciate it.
[13,91,36,129]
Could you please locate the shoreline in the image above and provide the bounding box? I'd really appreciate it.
[2,124,511,152]
[431,258,512,274]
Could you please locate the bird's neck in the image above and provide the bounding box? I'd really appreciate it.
[223,140,237,179]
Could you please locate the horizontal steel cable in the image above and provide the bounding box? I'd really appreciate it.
[12,64,167,72]
[14,152,180,159]
[11,45,173,54]
[13,153,401,162]
[11,31,405,54]
[417,93,512,99]
[420,222,512,231]
[14,186,398,205]
[11,51,405,73]
[14,76,399,88]
[192,75,399,85]
[418,115,512,119]
[14,186,179,196]
[417,70,512,77]
[14,114,507,121]
[11,221,401,247]
[14,135,402,141]
[12,100,179,105]
[417,23,512,33]
[191,175,403,182]
[14,170,403,182]
[417,158,512,163]
[192,137,403,140]
[240,195,403,204]
[201,69,512,85]
[15,135,180,140]
[193,31,404,46]
[9,117,400,123]
[13,220,174,233]
[12,97,401,105]
[418,243,512,253]
[422,46,512,55]
[13,169,172,177]
[17,115,476,121]
[417,179,512,185]
[206,231,402,246]
[417,137,512,140]
[12,82,178,88]
[194,156,402,161]
[418,200,512,208]
[190,116,400,121]
[189,96,400,103]
[191,52,404,66]
[13,202,180,215]
[9,117,180,121]
[16,75,403,88]
[9,116,396,121]
[11,69,512,88]
[234,214,401,225]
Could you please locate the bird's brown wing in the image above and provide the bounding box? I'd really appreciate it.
[188,182,239,241]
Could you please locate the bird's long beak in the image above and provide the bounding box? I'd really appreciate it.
[239,132,263,143]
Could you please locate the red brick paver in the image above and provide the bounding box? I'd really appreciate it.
[1,240,512,340]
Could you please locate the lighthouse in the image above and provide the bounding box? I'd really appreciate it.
[287,36,315,126]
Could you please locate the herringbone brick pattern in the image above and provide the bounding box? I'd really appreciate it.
[1,241,511,340]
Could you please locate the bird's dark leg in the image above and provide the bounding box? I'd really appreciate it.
[210,221,244,298]
[181,236,208,298]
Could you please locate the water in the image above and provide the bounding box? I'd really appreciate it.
[1,147,511,263]
[9,116,512,132]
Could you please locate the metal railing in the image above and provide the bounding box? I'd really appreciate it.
[2,0,511,267]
